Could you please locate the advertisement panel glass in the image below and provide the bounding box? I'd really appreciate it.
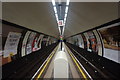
[98,23,120,63]
[26,32,36,54]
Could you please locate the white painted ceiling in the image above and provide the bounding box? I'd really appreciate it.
[2,2,119,38]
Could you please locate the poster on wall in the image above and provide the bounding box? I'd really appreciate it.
[87,31,98,52]
[32,34,40,52]
[42,36,48,46]
[93,30,103,56]
[70,37,75,44]
[78,35,84,49]
[4,32,21,58]
[84,31,97,52]
[26,32,36,55]
[50,37,55,44]
[21,31,31,57]
[38,34,44,49]
[98,24,120,63]
[73,36,79,46]
[81,33,87,50]
[46,37,50,46]
[48,37,52,45]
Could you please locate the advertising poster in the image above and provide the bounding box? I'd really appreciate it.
[46,37,50,46]
[84,31,97,52]
[81,33,87,50]
[38,34,44,50]
[98,24,120,63]
[78,34,84,49]
[32,33,40,52]
[42,36,48,46]
[21,31,31,57]
[93,30,103,56]
[74,36,79,46]
[48,37,52,45]
[26,32,36,55]
[87,31,98,53]
[4,32,21,58]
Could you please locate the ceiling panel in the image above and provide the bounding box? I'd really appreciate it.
[64,2,118,38]
[2,2,119,38]
[3,2,59,38]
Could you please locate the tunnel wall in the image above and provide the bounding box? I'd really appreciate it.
[1,20,58,65]
[66,19,120,63]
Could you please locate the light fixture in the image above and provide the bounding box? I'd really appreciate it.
[62,26,65,35]
[55,14,58,18]
[51,0,70,36]
[54,7,57,14]
[64,17,66,24]
[55,14,59,22]
[56,18,59,22]
[64,0,70,25]
[52,0,56,6]
[65,6,69,13]
[58,27,61,34]
[64,13,67,18]
[66,0,70,5]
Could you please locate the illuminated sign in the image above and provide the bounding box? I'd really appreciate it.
[58,20,64,26]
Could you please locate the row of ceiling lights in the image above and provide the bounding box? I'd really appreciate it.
[52,0,70,36]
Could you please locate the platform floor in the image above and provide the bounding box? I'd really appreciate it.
[44,42,81,78]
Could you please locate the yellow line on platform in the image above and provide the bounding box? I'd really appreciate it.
[66,46,88,80]
[36,46,58,80]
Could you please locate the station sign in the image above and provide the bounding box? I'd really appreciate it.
[58,20,64,26]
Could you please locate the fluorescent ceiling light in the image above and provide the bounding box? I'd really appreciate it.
[62,26,65,35]
[66,0,70,5]
[58,27,61,34]
[55,14,59,22]
[64,17,66,23]
[54,7,57,14]
[65,6,69,13]
[52,0,56,6]
[55,14,58,18]
[56,17,59,22]
[64,13,67,18]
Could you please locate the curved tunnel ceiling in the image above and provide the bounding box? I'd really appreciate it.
[2,2,119,38]
[3,2,59,38]
[64,2,119,38]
